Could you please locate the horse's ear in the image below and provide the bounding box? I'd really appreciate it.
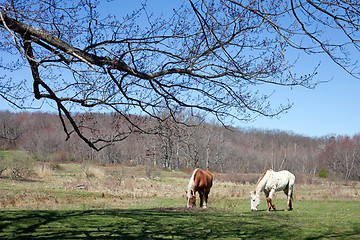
[190,190,194,195]
[185,190,188,194]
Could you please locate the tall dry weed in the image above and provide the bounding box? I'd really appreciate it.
[83,164,105,178]
[33,164,53,178]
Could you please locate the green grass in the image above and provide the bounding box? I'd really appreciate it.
[0,199,359,239]
[0,159,359,239]
[0,151,11,158]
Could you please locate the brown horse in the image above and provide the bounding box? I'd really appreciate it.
[185,168,213,208]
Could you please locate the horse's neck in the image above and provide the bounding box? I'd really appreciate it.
[188,169,198,192]
[255,172,270,195]
[187,180,195,192]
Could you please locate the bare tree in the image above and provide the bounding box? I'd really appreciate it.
[0,0,359,150]
[0,111,24,148]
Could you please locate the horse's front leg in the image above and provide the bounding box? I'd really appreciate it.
[267,189,276,211]
[266,198,272,211]
[264,190,271,211]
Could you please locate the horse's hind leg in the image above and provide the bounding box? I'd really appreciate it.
[199,192,204,208]
[289,195,293,210]
[204,192,209,208]
[284,187,293,211]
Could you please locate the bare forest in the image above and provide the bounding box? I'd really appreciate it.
[1,0,360,154]
[1,111,359,181]
[1,0,360,184]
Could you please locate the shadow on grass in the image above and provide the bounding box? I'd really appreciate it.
[0,207,359,239]
[0,175,42,182]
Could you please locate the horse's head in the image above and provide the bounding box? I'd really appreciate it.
[250,192,260,211]
[185,190,196,208]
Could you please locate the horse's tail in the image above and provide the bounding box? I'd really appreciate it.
[286,181,295,201]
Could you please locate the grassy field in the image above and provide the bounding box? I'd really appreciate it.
[0,200,359,239]
[0,161,359,239]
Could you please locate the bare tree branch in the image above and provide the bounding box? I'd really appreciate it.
[0,0,359,150]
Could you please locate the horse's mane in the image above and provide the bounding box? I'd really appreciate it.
[254,169,272,193]
[192,168,199,180]
[188,168,199,192]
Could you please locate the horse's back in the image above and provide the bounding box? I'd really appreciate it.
[278,170,295,186]
[204,170,213,188]
[194,169,213,191]
[203,170,213,181]
[268,170,295,190]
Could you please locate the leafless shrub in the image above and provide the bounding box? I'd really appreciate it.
[0,166,7,176]
[109,168,126,186]
[145,166,161,180]
[0,151,31,179]
[6,152,34,180]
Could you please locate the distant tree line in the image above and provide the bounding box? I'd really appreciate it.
[1,0,360,152]
[0,111,359,181]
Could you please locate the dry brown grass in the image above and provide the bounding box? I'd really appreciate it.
[83,164,106,178]
[0,163,359,209]
[33,164,54,178]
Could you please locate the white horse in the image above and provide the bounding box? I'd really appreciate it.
[250,169,295,211]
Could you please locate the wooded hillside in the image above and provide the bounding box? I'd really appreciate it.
[0,111,359,181]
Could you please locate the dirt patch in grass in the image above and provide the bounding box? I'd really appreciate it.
[151,207,211,213]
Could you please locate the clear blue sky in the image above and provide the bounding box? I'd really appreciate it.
[1,0,359,138]
[241,72,360,138]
